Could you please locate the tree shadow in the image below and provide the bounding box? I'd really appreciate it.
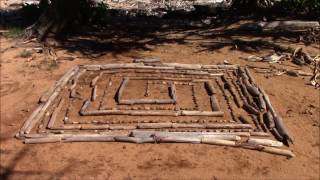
[0,146,75,180]
[51,14,316,59]
[2,7,316,59]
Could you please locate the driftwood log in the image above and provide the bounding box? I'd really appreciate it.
[114,136,155,143]
[180,111,224,116]
[47,97,64,129]
[244,67,257,85]
[210,96,221,111]
[222,76,243,107]
[24,136,61,144]
[116,77,129,102]
[130,130,251,137]
[119,99,175,105]
[62,135,115,142]
[39,66,79,103]
[238,115,251,124]
[204,81,216,95]
[90,73,102,87]
[259,21,319,31]
[158,136,201,143]
[91,85,97,101]
[201,138,237,146]
[131,131,241,141]
[243,102,260,115]
[242,143,295,158]
[263,111,275,129]
[25,91,60,134]
[259,88,293,144]
[248,138,283,147]
[133,58,161,64]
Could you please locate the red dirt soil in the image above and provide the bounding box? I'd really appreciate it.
[0,26,319,179]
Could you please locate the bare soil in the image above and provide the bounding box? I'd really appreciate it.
[0,22,319,179]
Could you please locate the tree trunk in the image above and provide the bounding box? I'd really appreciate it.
[24,0,81,41]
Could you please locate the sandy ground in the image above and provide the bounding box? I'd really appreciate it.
[0,23,319,179]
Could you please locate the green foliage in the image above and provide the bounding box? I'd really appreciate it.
[18,50,32,58]
[40,59,59,70]
[2,27,24,38]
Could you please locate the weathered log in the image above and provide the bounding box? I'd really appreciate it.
[172,123,206,128]
[133,69,213,76]
[82,65,101,71]
[260,115,269,133]
[99,64,125,69]
[244,67,257,85]
[39,66,79,103]
[130,130,250,138]
[246,84,260,97]
[116,77,129,102]
[250,114,262,131]
[80,124,110,130]
[239,79,254,104]
[180,111,224,116]
[210,96,220,111]
[79,100,90,115]
[22,133,65,138]
[260,146,295,158]
[90,73,102,87]
[137,123,172,129]
[24,137,61,144]
[130,76,196,81]
[242,143,295,157]
[109,125,136,130]
[133,58,161,63]
[19,103,45,135]
[25,91,60,134]
[201,138,237,146]
[205,123,252,129]
[257,95,267,112]
[130,111,178,116]
[248,138,283,147]
[119,99,175,105]
[270,128,284,141]
[162,63,202,69]
[238,115,251,124]
[169,83,177,103]
[123,63,152,69]
[81,109,179,116]
[62,135,115,142]
[114,136,155,143]
[221,76,243,107]
[250,131,270,137]
[91,85,97,101]
[69,89,77,98]
[204,81,216,95]
[263,111,275,129]
[243,103,260,115]
[158,136,201,143]
[70,69,86,89]
[49,125,81,130]
[202,64,239,70]
[259,88,293,144]
[132,131,241,141]
[47,97,64,129]
[239,67,249,79]
[258,21,319,31]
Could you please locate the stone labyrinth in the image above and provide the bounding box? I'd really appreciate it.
[17,59,295,157]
